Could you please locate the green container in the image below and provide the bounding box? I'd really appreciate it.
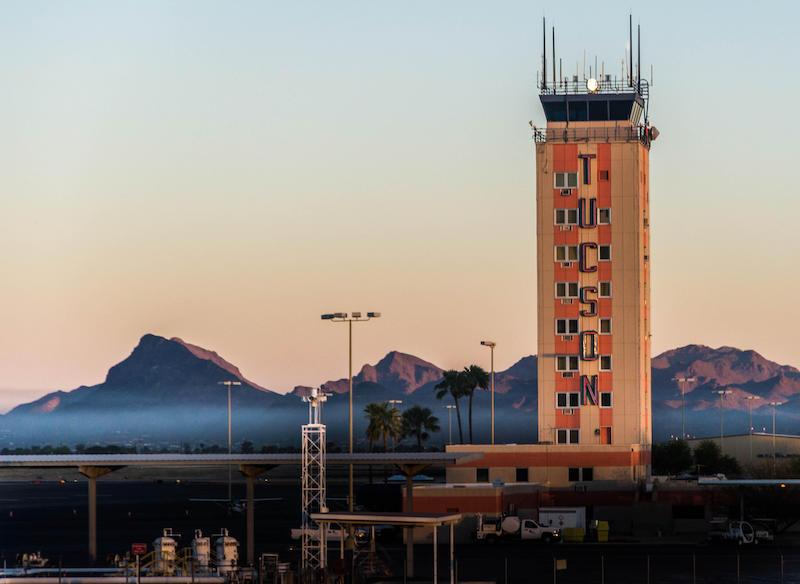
[596,521,610,543]
[563,527,585,543]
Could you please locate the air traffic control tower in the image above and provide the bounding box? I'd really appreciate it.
[534,20,657,482]
[443,21,658,487]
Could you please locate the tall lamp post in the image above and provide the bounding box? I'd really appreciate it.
[219,380,242,502]
[388,400,402,451]
[673,376,696,439]
[444,405,456,445]
[714,390,733,453]
[769,401,783,476]
[744,395,761,463]
[321,311,381,512]
[481,341,496,445]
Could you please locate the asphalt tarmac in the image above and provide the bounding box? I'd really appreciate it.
[1,471,799,583]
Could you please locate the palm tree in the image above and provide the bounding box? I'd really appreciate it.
[435,370,466,444]
[364,402,403,452]
[364,402,385,452]
[463,365,490,444]
[402,405,441,451]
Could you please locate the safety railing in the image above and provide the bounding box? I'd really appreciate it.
[539,78,649,98]
[532,125,650,145]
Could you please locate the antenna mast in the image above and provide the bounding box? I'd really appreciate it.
[552,26,556,90]
[637,23,641,93]
[542,17,547,90]
[628,14,633,87]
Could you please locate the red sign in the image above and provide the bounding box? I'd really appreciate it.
[131,543,147,555]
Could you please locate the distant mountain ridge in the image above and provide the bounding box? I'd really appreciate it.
[2,334,798,445]
[292,351,444,397]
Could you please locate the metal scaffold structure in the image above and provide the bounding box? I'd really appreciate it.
[301,388,328,576]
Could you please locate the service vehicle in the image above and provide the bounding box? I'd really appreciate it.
[538,507,587,530]
[475,514,560,543]
[709,519,768,545]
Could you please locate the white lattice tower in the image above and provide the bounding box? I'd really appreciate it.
[301,388,328,576]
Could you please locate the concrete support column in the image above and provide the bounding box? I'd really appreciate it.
[239,464,274,567]
[433,525,438,584]
[406,474,414,579]
[398,463,428,580]
[246,474,255,565]
[78,466,118,564]
[450,522,454,584]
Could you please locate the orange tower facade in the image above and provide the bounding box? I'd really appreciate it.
[534,76,655,480]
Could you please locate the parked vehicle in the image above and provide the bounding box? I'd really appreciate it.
[709,519,770,545]
[475,514,560,543]
[538,507,587,530]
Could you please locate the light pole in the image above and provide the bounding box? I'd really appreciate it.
[388,400,402,451]
[769,401,783,476]
[321,311,381,512]
[219,380,242,502]
[714,390,733,453]
[481,341,497,445]
[744,396,761,463]
[444,405,456,445]
[673,376,696,439]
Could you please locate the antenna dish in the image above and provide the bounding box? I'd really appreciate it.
[586,78,600,93]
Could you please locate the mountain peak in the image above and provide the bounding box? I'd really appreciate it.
[359,351,443,394]
[102,334,273,393]
[652,344,796,386]
[170,337,268,391]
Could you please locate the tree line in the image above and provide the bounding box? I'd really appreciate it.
[362,363,491,449]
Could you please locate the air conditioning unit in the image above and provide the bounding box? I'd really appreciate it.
[562,335,574,341]
[560,188,572,196]
[560,299,574,305]
[565,225,574,231]
[562,372,574,378]
[563,408,575,415]
[561,262,573,268]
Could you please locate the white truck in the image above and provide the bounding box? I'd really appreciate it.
[709,520,771,545]
[475,515,561,543]
[538,507,587,530]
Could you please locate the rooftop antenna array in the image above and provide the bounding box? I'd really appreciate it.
[537,14,651,127]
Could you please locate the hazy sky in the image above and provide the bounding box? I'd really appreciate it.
[1,1,798,410]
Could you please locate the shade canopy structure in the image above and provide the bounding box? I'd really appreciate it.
[311,511,463,583]
[310,510,462,527]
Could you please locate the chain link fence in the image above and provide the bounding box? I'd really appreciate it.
[447,550,800,584]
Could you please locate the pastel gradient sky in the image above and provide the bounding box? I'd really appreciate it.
[1,1,798,410]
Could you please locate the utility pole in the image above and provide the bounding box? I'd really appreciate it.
[744,396,761,464]
[769,402,783,476]
[713,390,733,453]
[321,311,381,512]
[481,341,497,445]
[219,380,242,502]
[445,405,456,445]
[673,376,696,439]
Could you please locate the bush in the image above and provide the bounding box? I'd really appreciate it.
[652,439,693,475]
